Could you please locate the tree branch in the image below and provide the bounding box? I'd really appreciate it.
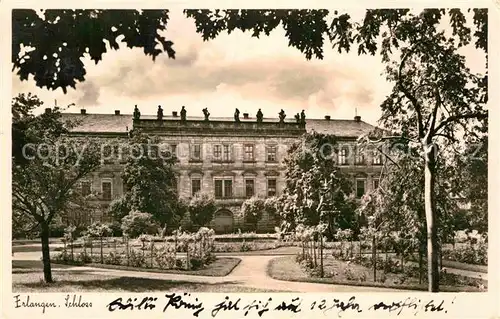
[424,87,442,142]
[434,112,488,134]
[398,45,425,139]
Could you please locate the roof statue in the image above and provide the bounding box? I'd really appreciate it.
[294,113,300,123]
[202,108,210,121]
[157,105,163,120]
[133,105,141,120]
[256,109,263,123]
[180,106,187,121]
[279,109,286,123]
[234,108,240,122]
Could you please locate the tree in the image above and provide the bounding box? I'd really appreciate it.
[188,192,217,228]
[241,197,265,231]
[109,131,184,230]
[12,9,175,93]
[280,132,354,239]
[12,93,101,282]
[358,144,458,282]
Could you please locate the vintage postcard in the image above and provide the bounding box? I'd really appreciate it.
[2,0,499,318]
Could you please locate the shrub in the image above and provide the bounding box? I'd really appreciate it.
[203,252,217,265]
[121,211,159,238]
[77,252,92,264]
[175,258,184,269]
[241,197,265,230]
[358,272,367,282]
[128,249,146,267]
[190,257,204,270]
[188,192,217,227]
[240,242,252,252]
[154,247,176,269]
[343,266,356,281]
[104,251,123,265]
[377,272,387,283]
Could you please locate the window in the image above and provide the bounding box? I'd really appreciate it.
[81,181,92,197]
[355,149,365,165]
[373,179,380,190]
[245,179,255,198]
[223,145,231,161]
[213,144,231,161]
[372,151,383,165]
[267,179,277,197]
[191,144,202,160]
[213,145,222,160]
[102,180,112,200]
[170,144,177,157]
[224,180,233,198]
[267,146,277,162]
[356,179,366,198]
[244,144,255,161]
[339,147,349,165]
[214,179,233,198]
[191,179,201,196]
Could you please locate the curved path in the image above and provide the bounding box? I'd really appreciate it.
[13,250,403,292]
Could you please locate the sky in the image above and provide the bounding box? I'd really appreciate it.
[11,9,487,126]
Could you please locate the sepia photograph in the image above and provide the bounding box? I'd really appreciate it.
[10,7,489,299]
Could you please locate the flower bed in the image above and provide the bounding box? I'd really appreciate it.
[269,255,486,292]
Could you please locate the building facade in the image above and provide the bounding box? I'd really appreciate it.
[63,107,384,233]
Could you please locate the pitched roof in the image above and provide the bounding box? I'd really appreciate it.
[306,119,378,138]
[61,112,378,138]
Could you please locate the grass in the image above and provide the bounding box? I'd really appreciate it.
[67,257,242,277]
[267,256,486,292]
[12,271,282,293]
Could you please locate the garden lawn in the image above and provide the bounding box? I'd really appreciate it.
[74,257,242,276]
[267,256,486,292]
[12,270,282,293]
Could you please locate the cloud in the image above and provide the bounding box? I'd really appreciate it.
[76,81,100,107]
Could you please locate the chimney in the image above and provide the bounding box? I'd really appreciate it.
[80,109,87,115]
[324,115,331,121]
[172,111,178,117]
[45,108,52,114]
[354,115,361,122]
[114,110,121,115]
[243,113,249,119]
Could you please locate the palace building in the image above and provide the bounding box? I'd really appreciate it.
[62,106,384,233]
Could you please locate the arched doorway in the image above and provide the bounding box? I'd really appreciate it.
[213,209,234,234]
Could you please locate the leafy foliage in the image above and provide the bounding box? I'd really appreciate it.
[121,211,159,238]
[187,192,217,227]
[185,9,487,57]
[13,9,487,93]
[280,132,355,238]
[12,93,102,282]
[12,9,175,92]
[109,131,184,228]
[241,197,265,230]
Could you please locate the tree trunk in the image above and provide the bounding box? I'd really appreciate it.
[419,243,424,285]
[313,240,317,267]
[372,236,377,282]
[320,235,324,278]
[126,237,129,266]
[100,236,104,264]
[424,143,440,292]
[40,221,53,283]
